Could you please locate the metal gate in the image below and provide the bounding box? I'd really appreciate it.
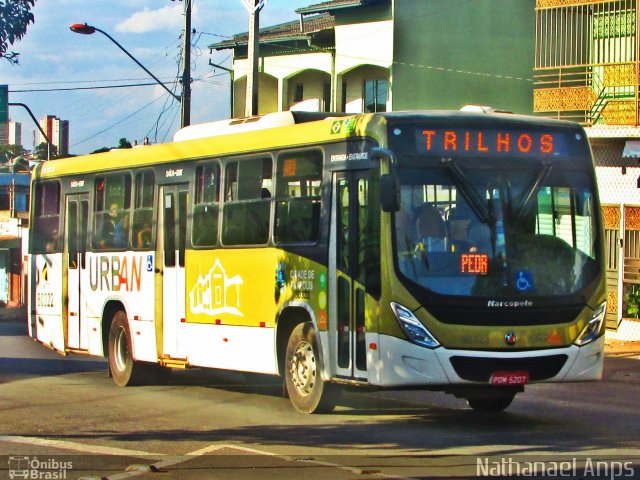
[622,205,640,324]
[603,205,620,329]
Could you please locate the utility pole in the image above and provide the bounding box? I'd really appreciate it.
[245,0,260,117]
[241,0,267,117]
[180,0,192,127]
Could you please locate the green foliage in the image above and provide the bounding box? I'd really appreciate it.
[118,137,132,149]
[624,288,640,318]
[0,143,27,163]
[91,138,133,154]
[33,142,57,160]
[0,0,37,64]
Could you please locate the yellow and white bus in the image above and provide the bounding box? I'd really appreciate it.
[28,109,606,413]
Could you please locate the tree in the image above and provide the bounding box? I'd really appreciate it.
[0,143,27,163]
[91,138,133,154]
[1,0,37,64]
[33,142,57,160]
[118,137,132,149]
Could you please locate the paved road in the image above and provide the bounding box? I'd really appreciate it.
[1,318,639,479]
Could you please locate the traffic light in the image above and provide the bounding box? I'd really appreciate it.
[0,85,7,123]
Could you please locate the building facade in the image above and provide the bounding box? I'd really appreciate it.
[209,0,536,117]
[0,173,29,307]
[7,121,21,147]
[533,0,640,339]
[39,115,69,157]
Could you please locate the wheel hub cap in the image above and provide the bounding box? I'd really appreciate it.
[290,340,316,397]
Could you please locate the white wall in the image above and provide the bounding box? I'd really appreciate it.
[335,20,393,75]
[596,166,640,205]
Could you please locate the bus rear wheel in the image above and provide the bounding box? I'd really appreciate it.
[285,322,340,414]
[108,311,145,386]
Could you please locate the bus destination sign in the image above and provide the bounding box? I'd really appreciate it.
[416,129,570,158]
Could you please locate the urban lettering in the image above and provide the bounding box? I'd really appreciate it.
[89,255,142,292]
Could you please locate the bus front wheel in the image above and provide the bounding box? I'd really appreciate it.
[285,322,340,414]
[108,311,144,386]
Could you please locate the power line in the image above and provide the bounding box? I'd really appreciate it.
[9,82,169,93]
[71,94,169,148]
[8,77,180,87]
[196,31,233,40]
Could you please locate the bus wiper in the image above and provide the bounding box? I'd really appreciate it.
[442,158,494,224]
[514,160,552,221]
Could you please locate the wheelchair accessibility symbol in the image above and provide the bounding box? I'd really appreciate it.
[515,271,534,292]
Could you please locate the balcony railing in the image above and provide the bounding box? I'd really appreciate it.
[534,0,640,125]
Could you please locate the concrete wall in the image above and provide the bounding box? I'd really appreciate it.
[392,0,535,114]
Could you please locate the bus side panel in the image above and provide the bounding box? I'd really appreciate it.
[31,254,65,352]
[181,323,277,374]
[83,251,158,362]
[184,248,281,372]
[184,248,327,373]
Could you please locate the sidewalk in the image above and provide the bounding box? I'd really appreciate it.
[604,337,640,357]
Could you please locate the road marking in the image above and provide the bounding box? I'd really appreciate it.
[112,444,409,480]
[0,437,409,480]
[186,443,282,457]
[188,445,407,480]
[0,435,163,457]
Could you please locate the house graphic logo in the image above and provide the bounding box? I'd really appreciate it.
[189,259,244,316]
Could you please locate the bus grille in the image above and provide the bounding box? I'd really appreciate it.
[427,305,583,326]
[449,354,568,382]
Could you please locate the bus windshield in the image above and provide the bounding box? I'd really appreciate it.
[394,159,600,297]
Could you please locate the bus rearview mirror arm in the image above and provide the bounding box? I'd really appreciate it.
[372,147,400,213]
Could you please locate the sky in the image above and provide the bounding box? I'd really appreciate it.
[1,0,313,155]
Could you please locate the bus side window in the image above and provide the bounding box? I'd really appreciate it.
[222,158,272,246]
[132,171,155,249]
[92,174,132,250]
[31,182,61,254]
[193,162,220,247]
[274,151,322,244]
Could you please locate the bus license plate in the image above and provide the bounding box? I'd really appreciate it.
[490,371,529,385]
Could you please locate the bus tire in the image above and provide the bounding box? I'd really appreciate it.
[285,322,340,414]
[108,311,144,386]
[467,394,515,412]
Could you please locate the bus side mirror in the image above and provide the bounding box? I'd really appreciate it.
[380,173,400,212]
[371,147,400,213]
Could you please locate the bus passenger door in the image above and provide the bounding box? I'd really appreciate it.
[65,194,89,350]
[330,171,373,381]
[159,184,189,359]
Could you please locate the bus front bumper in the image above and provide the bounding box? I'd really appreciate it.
[371,334,605,388]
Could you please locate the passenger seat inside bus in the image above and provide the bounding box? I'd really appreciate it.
[415,204,446,235]
[415,204,447,252]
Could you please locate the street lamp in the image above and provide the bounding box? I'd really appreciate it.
[69,23,190,128]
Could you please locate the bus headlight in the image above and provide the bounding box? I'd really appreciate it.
[574,302,607,347]
[390,302,440,349]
